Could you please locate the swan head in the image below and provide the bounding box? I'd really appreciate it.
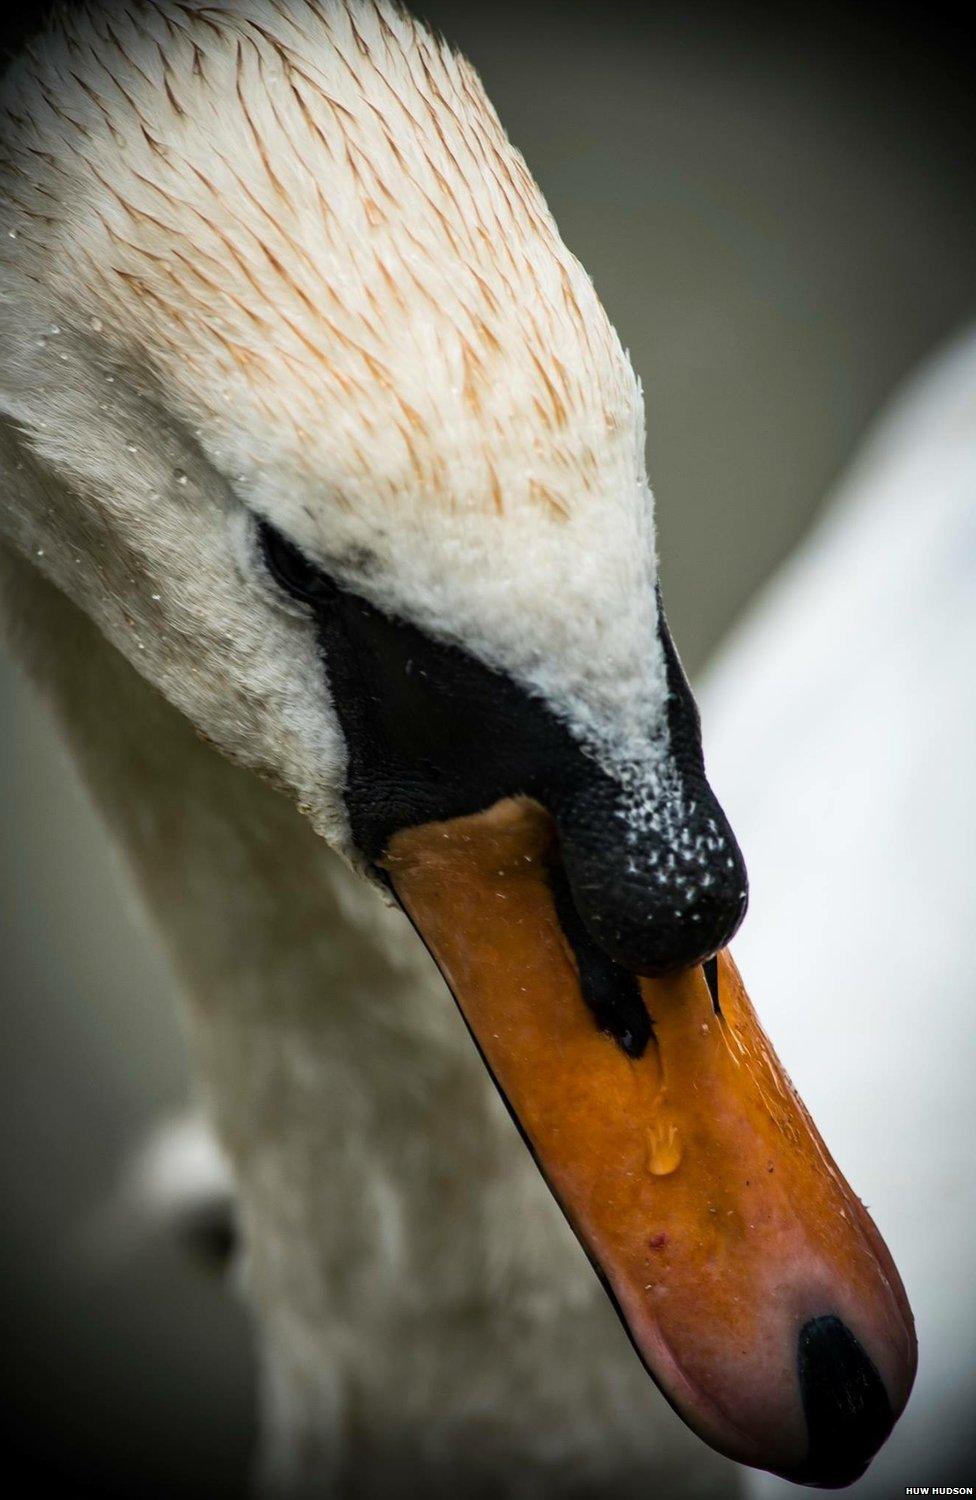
[0,0,915,1482]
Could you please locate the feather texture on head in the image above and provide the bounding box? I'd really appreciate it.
[0,0,663,842]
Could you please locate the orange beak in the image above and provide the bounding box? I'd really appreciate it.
[382,795,916,1486]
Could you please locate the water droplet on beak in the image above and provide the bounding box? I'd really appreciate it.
[646,1119,682,1176]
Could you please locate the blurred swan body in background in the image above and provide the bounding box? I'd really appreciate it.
[701,325,976,1497]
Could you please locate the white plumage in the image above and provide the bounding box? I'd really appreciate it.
[0,0,665,836]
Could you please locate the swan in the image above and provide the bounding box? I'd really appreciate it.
[0,2,916,1493]
[700,325,976,1498]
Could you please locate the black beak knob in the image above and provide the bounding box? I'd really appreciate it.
[796,1315,895,1488]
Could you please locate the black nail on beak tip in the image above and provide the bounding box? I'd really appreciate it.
[796,1315,894,1488]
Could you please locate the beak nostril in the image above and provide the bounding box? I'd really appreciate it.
[796,1315,893,1488]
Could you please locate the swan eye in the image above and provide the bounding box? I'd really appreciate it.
[257,520,333,604]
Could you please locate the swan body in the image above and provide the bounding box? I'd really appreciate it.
[0,2,916,1492]
[702,327,976,1496]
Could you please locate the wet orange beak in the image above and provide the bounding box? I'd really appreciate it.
[382,796,916,1486]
